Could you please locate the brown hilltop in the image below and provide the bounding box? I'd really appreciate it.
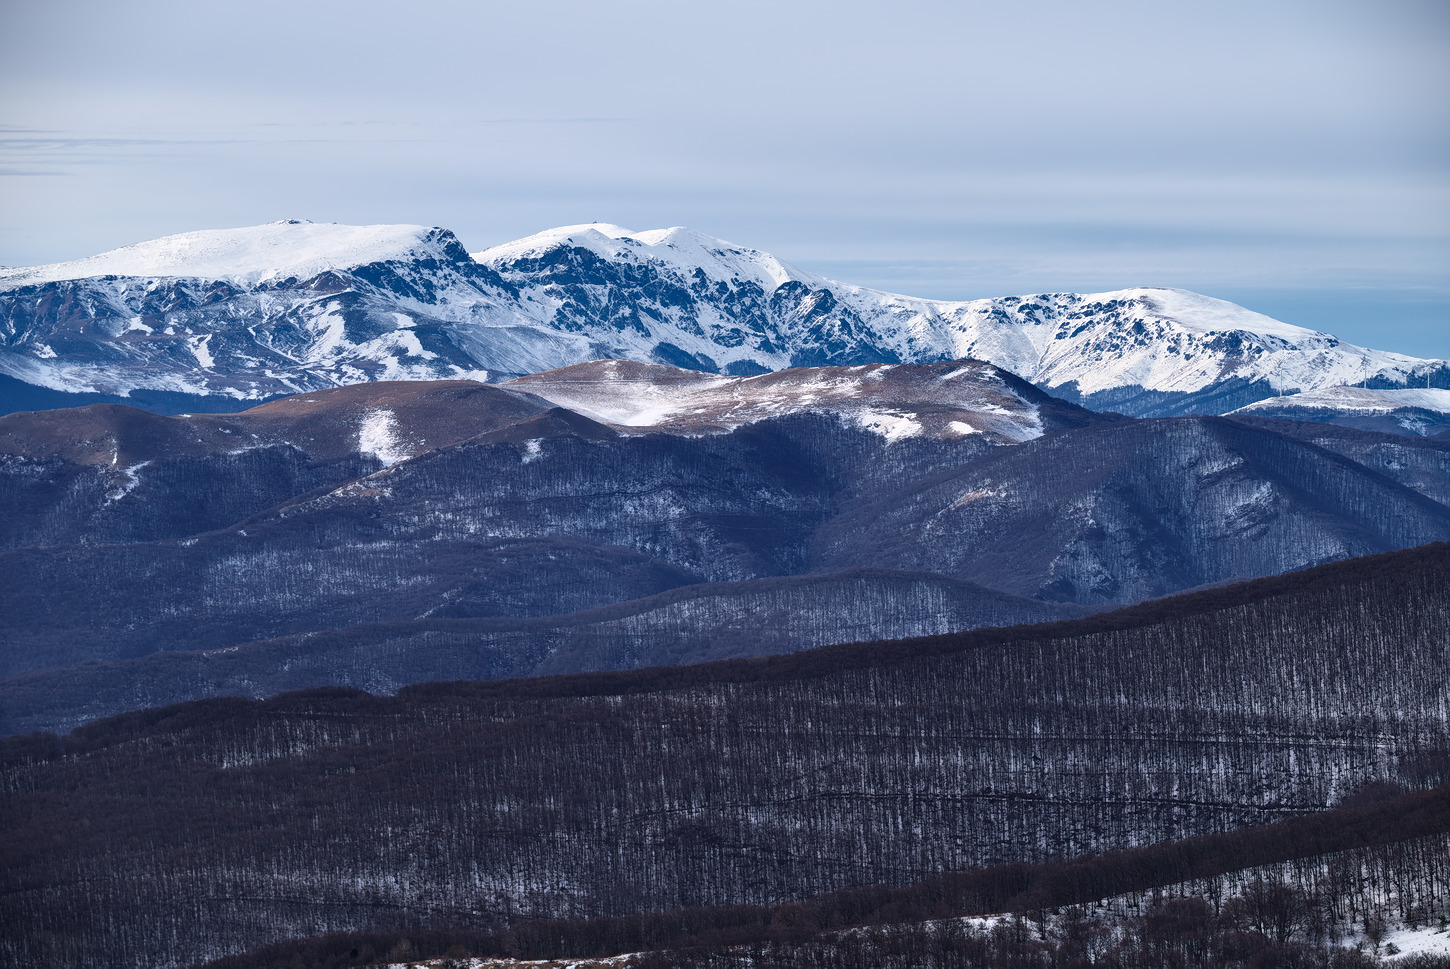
[0,379,553,467]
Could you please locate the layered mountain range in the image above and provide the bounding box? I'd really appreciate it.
[4,359,1449,735]
[3,220,1446,418]
[6,221,1450,969]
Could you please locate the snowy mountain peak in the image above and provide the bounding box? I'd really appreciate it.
[0,221,463,291]
[1103,288,1331,344]
[475,223,800,290]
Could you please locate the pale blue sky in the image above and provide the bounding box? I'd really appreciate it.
[2,0,1446,355]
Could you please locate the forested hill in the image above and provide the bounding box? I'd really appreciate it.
[4,542,1449,969]
[198,783,1450,969]
[10,370,1450,739]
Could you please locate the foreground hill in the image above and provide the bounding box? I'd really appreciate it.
[199,784,1450,968]
[3,220,1445,416]
[4,364,1450,734]
[4,542,1447,968]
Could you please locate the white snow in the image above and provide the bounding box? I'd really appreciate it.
[105,460,151,503]
[188,334,215,369]
[381,956,632,968]
[357,409,408,466]
[479,224,1444,401]
[1129,287,1317,341]
[1381,923,1450,958]
[508,360,1045,442]
[307,303,349,362]
[0,220,444,290]
[853,409,923,442]
[476,223,799,293]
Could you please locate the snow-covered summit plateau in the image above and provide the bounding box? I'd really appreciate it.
[1234,385,1450,436]
[0,220,448,290]
[2,219,1445,418]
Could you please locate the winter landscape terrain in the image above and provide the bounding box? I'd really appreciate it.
[2,221,1448,969]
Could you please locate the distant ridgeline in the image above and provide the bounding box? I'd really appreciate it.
[1,220,1448,420]
[4,542,1448,969]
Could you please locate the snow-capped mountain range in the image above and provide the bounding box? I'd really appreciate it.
[2,219,1445,417]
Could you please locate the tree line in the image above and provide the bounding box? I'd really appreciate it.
[190,785,1450,969]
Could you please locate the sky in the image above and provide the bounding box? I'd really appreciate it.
[2,0,1447,356]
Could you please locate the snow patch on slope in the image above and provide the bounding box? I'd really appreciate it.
[853,410,923,442]
[105,460,151,503]
[188,334,215,369]
[1381,923,1450,958]
[358,409,408,466]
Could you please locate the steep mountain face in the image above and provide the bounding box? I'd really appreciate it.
[482,226,1450,415]
[1227,414,1450,507]
[3,362,1448,737]
[1232,385,1450,436]
[0,221,570,409]
[4,220,1446,417]
[5,543,1447,969]
[811,415,1450,603]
